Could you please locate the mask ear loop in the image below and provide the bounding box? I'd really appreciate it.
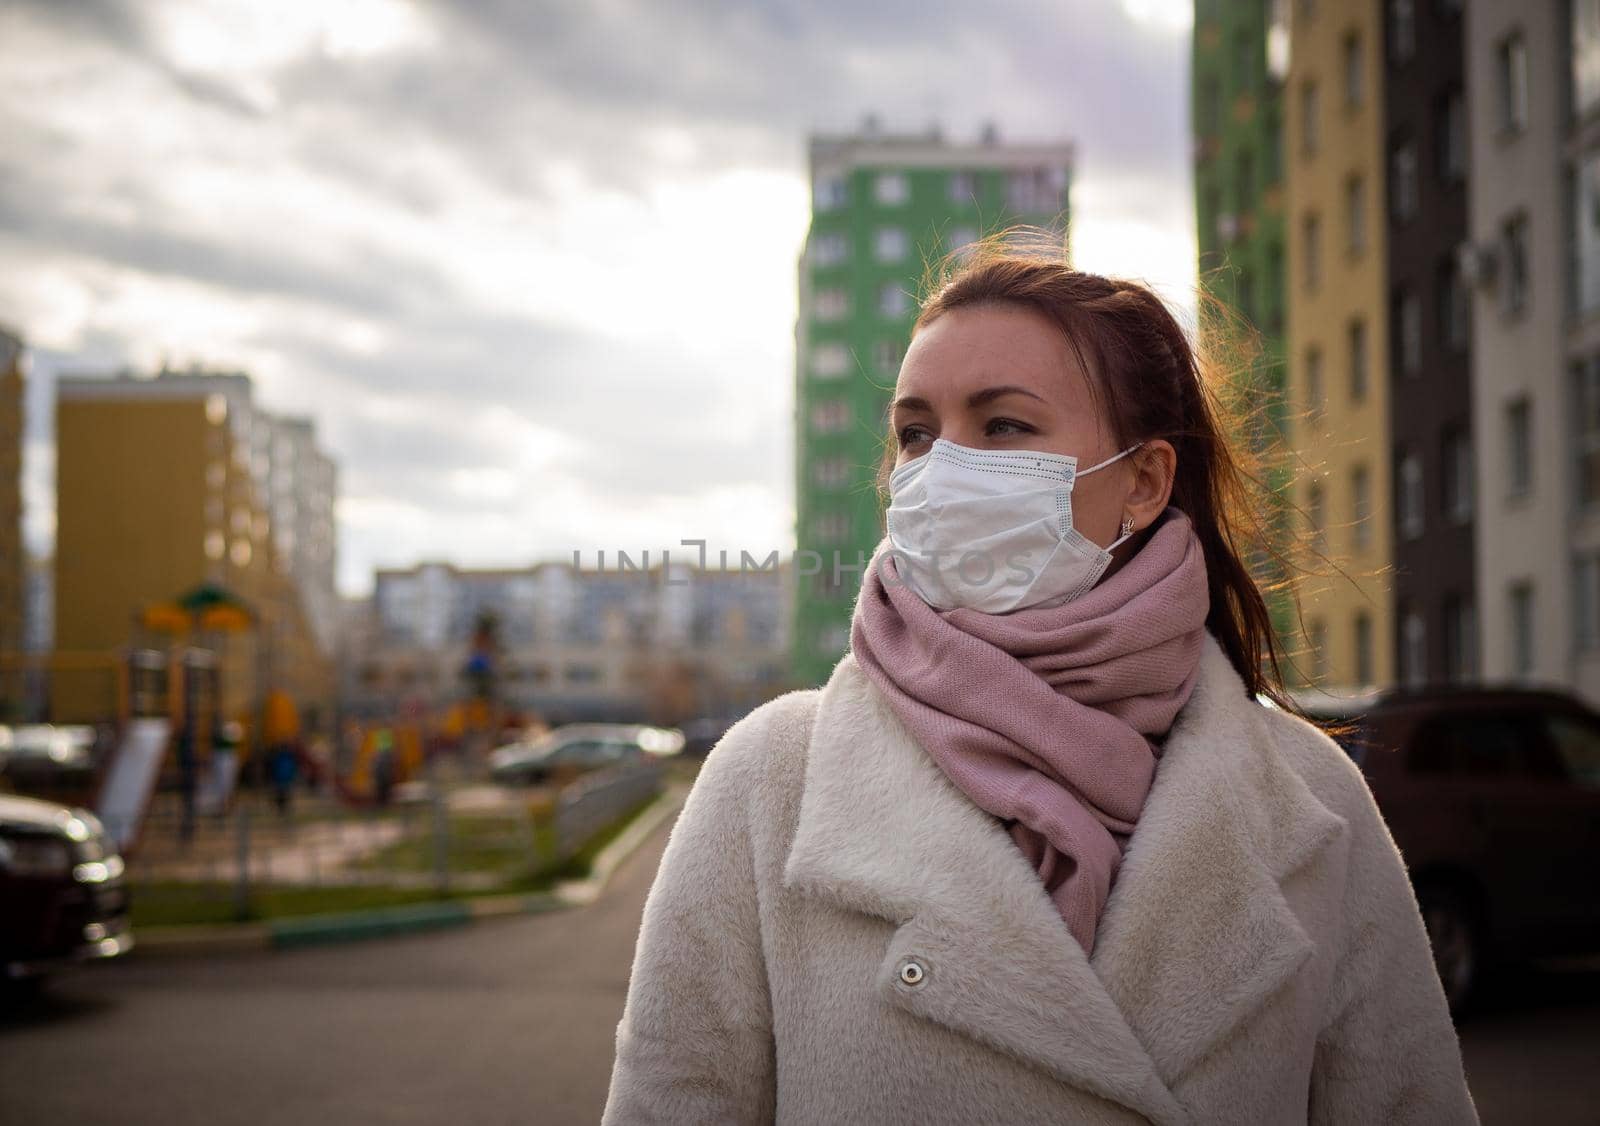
[1078,440,1145,477]
[1107,514,1138,552]
[1085,442,1146,553]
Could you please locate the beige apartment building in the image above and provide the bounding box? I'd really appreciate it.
[53,369,337,731]
[1284,0,1393,688]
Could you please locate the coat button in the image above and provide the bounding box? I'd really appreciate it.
[898,958,926,986]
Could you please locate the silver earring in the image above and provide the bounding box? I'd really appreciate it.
[1120,515,1135,537]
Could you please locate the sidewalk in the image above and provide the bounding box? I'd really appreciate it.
[129,786,683,957]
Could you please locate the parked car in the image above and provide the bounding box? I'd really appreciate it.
[0,724,101,804]
[1288,684,1600,1011]
[679,717,736,758]
[488,724,683,787]
[1,794,133,988]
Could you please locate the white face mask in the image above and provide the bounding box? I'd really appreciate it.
[884,437,1143,613]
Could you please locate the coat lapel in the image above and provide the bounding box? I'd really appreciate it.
[1089,636,1349,1085]
[782,636,1346,1123]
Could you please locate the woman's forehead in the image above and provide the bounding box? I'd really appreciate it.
[897,305,1094,404]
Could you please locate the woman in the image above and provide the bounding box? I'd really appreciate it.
[603,242,1476,1125]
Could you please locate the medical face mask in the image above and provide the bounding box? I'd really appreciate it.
[884,438,1143,613]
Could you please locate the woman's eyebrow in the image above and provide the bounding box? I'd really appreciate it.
[967,384,1047,407]
[893,385,1047,413]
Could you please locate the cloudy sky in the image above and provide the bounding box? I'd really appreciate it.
[0,0,1195,596]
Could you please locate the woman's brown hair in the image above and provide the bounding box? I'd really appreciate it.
[897,232,1296,712]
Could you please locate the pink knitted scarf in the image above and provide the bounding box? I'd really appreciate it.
[850,507,1210,952]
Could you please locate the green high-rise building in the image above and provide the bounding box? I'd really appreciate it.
[791,126,1076,686]
[1192,0,1295,646]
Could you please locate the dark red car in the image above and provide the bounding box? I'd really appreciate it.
[1291,685,1600,1011]
[1,794,133,988]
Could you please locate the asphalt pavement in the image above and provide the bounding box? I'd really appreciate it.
[0,820,670,1126]
[2,813,1597,1125]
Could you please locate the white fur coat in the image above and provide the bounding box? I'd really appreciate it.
[603,634,1478,1124]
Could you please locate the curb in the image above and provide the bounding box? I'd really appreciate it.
[131,788,685,958]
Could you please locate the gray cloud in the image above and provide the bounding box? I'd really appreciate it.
[0,0,1190,590]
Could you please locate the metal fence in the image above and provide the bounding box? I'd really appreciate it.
[116,759,666,925]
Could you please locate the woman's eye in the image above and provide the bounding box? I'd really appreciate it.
[898,424,933,447]
[987,417,1035,437]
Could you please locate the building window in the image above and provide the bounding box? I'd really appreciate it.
[1342,32,1363,108]
[1442,426,1474,525]
[874,172,909,206]
[946,225,979,255]
[811,232,847,267]
[811,343,851,379]
[1389,0,1415,62]
[1576,0,1600,119]
[1308,618,1329,684]
[1345,174,1366,255]
[813,288,848,321]
[1351,463,1372,550]
[1502,212,1530,315]
[1307,480,1327,551]
[1348,317,1368,401]
[873,339,906,373]
[1301,80,1320,155]
[1437,260,1468,350]
[1497,31,1529,134]
[1395,287,1422,376]
[817,622,850,655]
[1575,356,1600,506]
[809,512,850,544]
[1509,582,1535,677]
[1443,594,1478,682]
[1391,139,1418,221]
[874,227,908,262]
[1305,346,1325,418]
[1577,552,1600,651]
[948,171,977,204]
[1402,606,1427,687]
[1398,450,1424,540]
[1006,166,1066,213]
[809,399,851,435]
[812,458,850,488]
[1574,152,1600,315]
[1303,212,1321,291]
[1354,611,1374,686]
[878,284,911,318]
[1435,87,1465,183]
[814,174,847,211]
[1506,396,1533,497]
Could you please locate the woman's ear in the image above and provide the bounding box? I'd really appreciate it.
[1124,439,1176,532]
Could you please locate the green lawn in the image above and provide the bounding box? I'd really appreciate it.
[129,792,664,928]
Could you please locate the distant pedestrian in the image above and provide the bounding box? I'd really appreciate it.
[267,741,298,817]
[371,728,396,808]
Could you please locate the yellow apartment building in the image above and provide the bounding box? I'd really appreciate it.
[53,371,336,734]
[0,328,23,716]
[1284,0,1393,689]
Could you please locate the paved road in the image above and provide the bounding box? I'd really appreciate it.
[0,822,671,1126]
[3,813,1598,1125]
